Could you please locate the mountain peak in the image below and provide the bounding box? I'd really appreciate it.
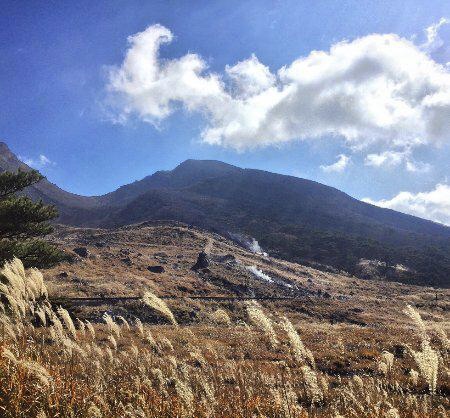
[173,159,241,178]
[0,141,25,172]
[175,159,239,170]
[0,141,16,158]
[0,141,10,152]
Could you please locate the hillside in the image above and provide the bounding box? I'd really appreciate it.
[45,221,449,324]
[2,142,450,287]
[5,221,449,417]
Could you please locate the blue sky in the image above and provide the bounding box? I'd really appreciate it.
[1,1,450,223]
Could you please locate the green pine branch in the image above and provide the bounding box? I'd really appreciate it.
[0,169,43,199]
[0,169,66,268]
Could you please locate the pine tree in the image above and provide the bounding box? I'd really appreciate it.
[0,169,66,268]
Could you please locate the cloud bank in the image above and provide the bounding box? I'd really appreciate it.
[107,23,450,157]
[363,184,450,226]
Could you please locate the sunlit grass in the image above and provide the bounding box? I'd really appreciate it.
[0,258,448,417]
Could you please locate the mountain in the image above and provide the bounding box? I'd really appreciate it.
[0,142,102,224]
[102,161,450,287]
[2,141,450,287]
[98,159,241,207]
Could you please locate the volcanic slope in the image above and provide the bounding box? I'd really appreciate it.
[45,221,449,328]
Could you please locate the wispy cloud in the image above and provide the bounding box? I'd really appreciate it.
[364,150,431,173]
[320,154,350,173]
[106,23,450,167]
[421,17,449,53]
[20,154,55,169]
[363,183,450,226]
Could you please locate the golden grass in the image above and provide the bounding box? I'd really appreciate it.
[0,258,448,417]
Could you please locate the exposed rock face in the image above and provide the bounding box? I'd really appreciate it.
[147,265,165,273]
[355,259,413,281]
[191,251,210,270]
[355,259,387,280]
[73,247,89,258]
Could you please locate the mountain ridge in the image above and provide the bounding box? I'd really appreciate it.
[0,142,100,210]
[1,141,449,287]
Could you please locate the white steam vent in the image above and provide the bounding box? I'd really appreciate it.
[246,265,274,283]
[248,238,268,256]
[228,232,268,256]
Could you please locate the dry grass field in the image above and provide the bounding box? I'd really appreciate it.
[0,222,448,417]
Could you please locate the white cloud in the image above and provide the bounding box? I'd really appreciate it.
[107,24,450,156]
[405,159,432,173]
[364,150,431,172]
[421,17,449,53]
[226,54,276,98]
[320,154,350,173]
[365,150,405,167]
[106,24,225,125]
[38,155,52,166]
[20,154,54,169]
[363,184,450,225]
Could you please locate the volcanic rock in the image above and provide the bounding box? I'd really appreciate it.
[73,247,89,258]
[147,265,165,273]
[191,251,210,271]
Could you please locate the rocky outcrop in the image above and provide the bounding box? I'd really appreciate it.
[191,251,210,271]
[73,247,89,258]
[147,265,165,273]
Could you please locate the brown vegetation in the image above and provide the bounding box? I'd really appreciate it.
[0,223,447,416]
[0,251,449,417]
